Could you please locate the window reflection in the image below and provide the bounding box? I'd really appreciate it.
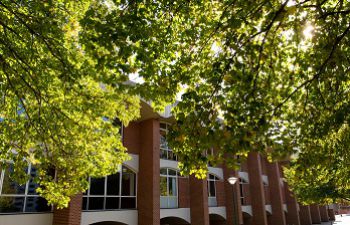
[0,164,52,213]
[83,165,137,211]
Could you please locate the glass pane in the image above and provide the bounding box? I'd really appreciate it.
[209,174,215,180]
[160,123,167,130]
[121,169,135,196]
[209,180,216,197]
[160,196,168,208]
[120,197,136,209]
[168,169,177,176]
[88,197,104,210]
[107,173,120,195]
[160,132,168,150]
[105,197,119,210]
[160,168,167,175]
[0,196,24,213]
[90,177,105,195]
[25,197,51,212]
[82,197,87,210]
[27,167,39,195]
[1,168,26,195]
[168,177,177,196]
[160,177,167,196]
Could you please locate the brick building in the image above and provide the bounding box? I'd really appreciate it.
[0,101,336,225]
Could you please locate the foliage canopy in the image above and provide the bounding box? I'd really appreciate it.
[1,0,350,206]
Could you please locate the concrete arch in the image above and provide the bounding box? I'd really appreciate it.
[81,210,138,225]
[123,154,139,172]
[160,216,190,225]
[160,208,191,224]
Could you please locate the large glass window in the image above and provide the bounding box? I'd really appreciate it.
[207,174,219,207]
[0,164,52,213]
[160,122,177,161]
[160,168,178,208]
[83,166,136,211]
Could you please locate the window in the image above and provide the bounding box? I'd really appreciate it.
[207,174,219,207]
[160,122,177,161]
[83,166,136,211]
[160,168,178,208]
[239,178,248,205]
[0,164,52,213]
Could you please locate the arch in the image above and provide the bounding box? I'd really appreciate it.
[209,213,226,225]
[160,216,190,225]
[242,212,253,225]
[90,222,128,225]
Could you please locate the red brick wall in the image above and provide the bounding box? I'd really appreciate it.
[247,153,268,225]
[284,184,301,225]
[52,194,82,225]
[240,161,249,172]
[178,177,190,208]
[299,205,313,225]
[189,175,210,225]
[241,183,251,205]
[319,206,329,222]
[264,185,271,204]
[310,205,321,224]
[123,122,141,154]
[216,180,226,207]
[138,119,160,225]
[267,162,286,225]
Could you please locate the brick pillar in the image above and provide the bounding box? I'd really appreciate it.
[284,184,301,225]
[138,119,160,225]
[319,206,329,222]
[189,175,210,225]
[309,205,321,224]
[299,205,312,225]
[328,209,336,221]
[267,162,286,225]
[247,153,268,225]
[52,194,82,225]
[223,165,243,225]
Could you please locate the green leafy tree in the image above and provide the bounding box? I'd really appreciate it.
[2,0,350,207]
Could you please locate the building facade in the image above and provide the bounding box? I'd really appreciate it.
[0,101,336,225]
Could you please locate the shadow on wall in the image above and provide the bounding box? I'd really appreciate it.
[160,216,190,225]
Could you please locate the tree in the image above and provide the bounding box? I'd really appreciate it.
[1,0,350,207]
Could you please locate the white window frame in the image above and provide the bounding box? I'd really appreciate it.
[160,122,177,161]
[160,168,178,209]
[207,174,219,207]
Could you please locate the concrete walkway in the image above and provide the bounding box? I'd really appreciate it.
[320,214,350,225]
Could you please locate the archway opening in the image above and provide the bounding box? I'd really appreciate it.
[160,216,190,225]
[90,222,128,225]
[242,212,252,225]
[209,213,226,225]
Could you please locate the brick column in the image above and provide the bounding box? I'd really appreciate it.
[267,162,286,225]
[299,205,312,225]
[189,175,210,225]
[309,205,321,224]
[247,153,268,225]
[52,194,82,225]
[138,119,160,225]
[319,205,329,222]
[328,209,336,221]
[223,165,243,225]
[284,184,301,225]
